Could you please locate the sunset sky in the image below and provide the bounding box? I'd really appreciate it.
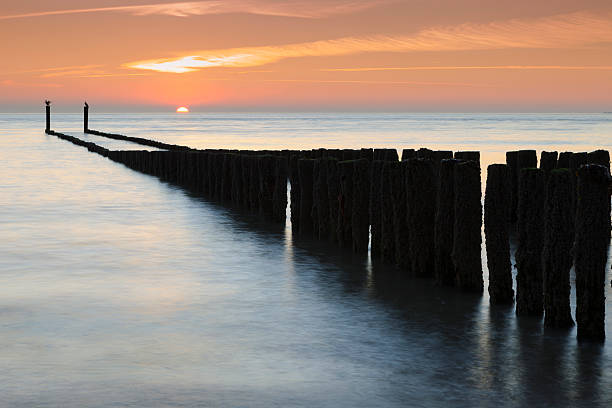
[2,0,612,112]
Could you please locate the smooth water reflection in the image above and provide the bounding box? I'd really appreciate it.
[0,113,610,407]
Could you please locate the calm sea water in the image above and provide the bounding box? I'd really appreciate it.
[1,112,611,407]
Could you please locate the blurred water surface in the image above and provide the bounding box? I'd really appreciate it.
[0,112,611,407]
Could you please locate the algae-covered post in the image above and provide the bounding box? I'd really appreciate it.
[454,151,480,167]
[434,159,458,286]
[517,150,537,170]
[401,148,416,161]
[484,164,514,304]
[587,150,610,170]
[452,160,483,292]
[574,164,609,341]
[542,169,574,328]
[557,152,572,169]
[539,151,558,174]
[515,168,545,316]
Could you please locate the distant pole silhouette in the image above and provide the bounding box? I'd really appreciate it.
[84,101,89,133]
[45,100,51,133]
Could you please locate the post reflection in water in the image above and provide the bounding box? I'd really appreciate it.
[0,113,610,407]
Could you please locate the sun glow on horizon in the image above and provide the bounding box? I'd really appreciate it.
[176,106,189,113]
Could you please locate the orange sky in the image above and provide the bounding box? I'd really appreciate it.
[1,0,612,111]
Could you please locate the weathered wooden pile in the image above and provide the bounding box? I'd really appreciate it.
[491,150,610,341]
[45,105,611,341]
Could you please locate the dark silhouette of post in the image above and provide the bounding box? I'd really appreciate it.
[515,168,545,316]
[435,159,458,286]
[84,102,89,132]
[45,100,51,133]
[543,169,574,328]
[484,164,514,304]
[389,161,409,270]
[369,160,384,258]
[406,158,436,278]
[298,159,315,238]
[574,164,609,341]
[540,151,558,173]
[452,160,483,292]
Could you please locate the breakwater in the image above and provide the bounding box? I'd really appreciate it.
[45,105,611,342]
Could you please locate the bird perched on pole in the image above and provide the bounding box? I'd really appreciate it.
[45,100,51,106]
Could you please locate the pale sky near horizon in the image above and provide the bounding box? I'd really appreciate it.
[1,0,612,112]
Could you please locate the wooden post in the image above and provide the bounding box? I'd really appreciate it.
[369,160,384,258]
[289,153,302,233]
[540,151,558,173]
[543,169,574,328]
[434,159,458,286]
[557,152,572,169]
[406,158,436,278]
[45,102,51,133]
[575,164,609,341]
[84,102,89,133]
[380,162,396,263]
[516,168,545,316]
[337,160,355,248]
[454,151,480,167]
[298,159,315,238]
[326,158,340,243]
[484,164,514,304]
[452,160,483,292]
[390,161,410,270]
[506,151,518,222]
[352,158,370,253]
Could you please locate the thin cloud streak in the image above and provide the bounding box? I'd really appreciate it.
[260,79,491,87]
[125,11,612,73]
[322,66,612,72]
[2,65,103,75]
[76,73,150,78]
[0,0,391,20]
[0,80,62,88]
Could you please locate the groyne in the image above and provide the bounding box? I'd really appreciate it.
[44,105,611,341]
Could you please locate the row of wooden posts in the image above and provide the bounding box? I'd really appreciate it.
[45,105,610,341]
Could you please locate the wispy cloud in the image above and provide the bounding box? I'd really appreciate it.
[3,65,103,75]
[125,11,612,73]
[322,65,612,72]
[2,64,150,79]
[259,79,490,87]
[0,0,390,20]
[40,69,108,78]
[0,79,62,88]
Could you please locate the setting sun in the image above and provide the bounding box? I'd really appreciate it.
[176,106,189,113]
